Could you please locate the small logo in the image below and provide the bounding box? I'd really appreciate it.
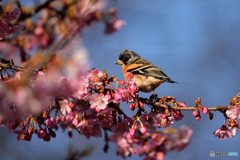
[210,151,215,157]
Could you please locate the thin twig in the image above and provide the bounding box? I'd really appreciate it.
[0,61,36,73]
[17,0,56,22]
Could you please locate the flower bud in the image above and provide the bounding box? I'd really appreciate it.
[140,125,147,134]
[133,122,138,130]
[230,96,238,105]
[195,97,201,107]
[56,115,60,124]
[19,122,24,127]
[49,128,56,138]
[103,69,108,79]
[202,106,208,115]
[104,144,109,153]
[72,117,79,126]
[43,110,48,119]
[68,102,75,109]
[118,80,125,85]
[195,115,201,120]
[61,115,66,122]
[68,131,73,138]
[179,102,187,108]
[208,112,214,120]
[106,91,112,101]
[130,127,136,136]
[228,119,238,127]
[193,109,199,117]
[139,101,144,108]
[28,125,33,135]
[129,102,135,111]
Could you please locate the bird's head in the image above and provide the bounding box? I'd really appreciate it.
[116,49,140,66]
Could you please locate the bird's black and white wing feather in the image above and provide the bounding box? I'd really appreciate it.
[127,59,176,83]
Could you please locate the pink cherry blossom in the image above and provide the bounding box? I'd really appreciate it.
[105,91,112,101]
[118,87,134,102]
[97,108,115,129]
[128,84,137,93]
[59,99,72,116]
[46,117,56,129]
[0,8,23,39]
[177,125,193,151]
[104,18,125,34]
[126,72,136,85]
[112,118,133,135]
[164,125,193,151]
[88,93,108,112]
[74,78,90,99]
[58,77,75,97]
[37,129,47,139]
[213,126,234,140]
[140,114,156,131]
[76,119,102,138]
[71,117,79,127]
[87,69,103,86]
[138,141,155,157]
[151,133,166,146]
[173,110,184,121]
[111,132,134,158]
[232,126,238,136]
[155,112,174,128]
[226,105,240,119]
[113,91,122,103]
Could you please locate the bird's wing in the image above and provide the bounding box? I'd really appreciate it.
[127,64,165,78]
[127,63,176,83]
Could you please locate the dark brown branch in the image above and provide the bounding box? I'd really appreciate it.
[17,0,56,22]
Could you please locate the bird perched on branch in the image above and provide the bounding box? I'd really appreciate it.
[116,49,177,95]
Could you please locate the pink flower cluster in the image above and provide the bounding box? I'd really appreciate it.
[0,64,195,159]
[0,7,23,40]
[213,97,240,140]
[192,106,208,120]
[0,1,124,62]
[111,125,192,159]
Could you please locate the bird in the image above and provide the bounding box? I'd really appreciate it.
[116,49,177,95]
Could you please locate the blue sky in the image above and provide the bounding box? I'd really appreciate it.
[1,0,240,160]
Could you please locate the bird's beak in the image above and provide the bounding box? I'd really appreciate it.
[116,60,123,65]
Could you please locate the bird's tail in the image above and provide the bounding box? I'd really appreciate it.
[168,79,179,84]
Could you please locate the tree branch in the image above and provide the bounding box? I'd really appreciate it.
[0,59,36,73]
[17,0,56,22]
[0,59,231,112]
[139,97,229,111]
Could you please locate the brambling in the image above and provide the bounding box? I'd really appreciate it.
[116,49,177,94]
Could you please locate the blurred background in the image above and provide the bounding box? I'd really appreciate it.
[1,0,240,159]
